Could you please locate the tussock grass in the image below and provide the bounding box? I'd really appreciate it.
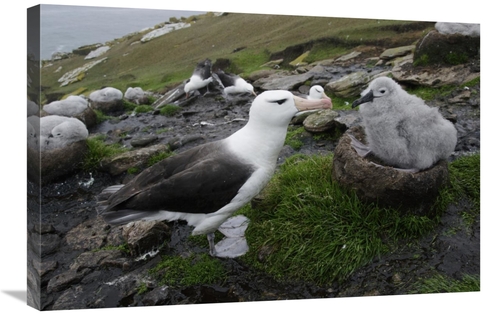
[240,153,480,285]
[83,135,128,171]
[149,254,225,287]
[410,274,480,293]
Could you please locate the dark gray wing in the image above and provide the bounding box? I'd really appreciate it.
[98,141,255,221]
[215,70,236,87]
[193,58,212,80]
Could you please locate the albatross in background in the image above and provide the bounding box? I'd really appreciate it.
[96,90,332,258]
[351,76,457,172]
[214,69,257,96]
[307,85,329,100]
[184,59,214,98]
[294,85,331,118]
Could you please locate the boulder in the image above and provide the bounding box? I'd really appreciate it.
[325,71,372,98]
[255,71,314,91]
[303,109,339,132]
[332,126,449,215]
[413,30,480,66]
[29,139,88,184]
[380,45,415,60]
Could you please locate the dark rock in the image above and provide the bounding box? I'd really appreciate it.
[51,285,87,310]
[130,135,158,147]
[47,268,92,293]
[70,250,126,270]
[332,126,449,215]
[122,220,171,256]
[64,216,110,251]
[414,30,480,66]
[28,230,61,257]
[90,99,124,115]
[29,140,88,185]
[142,286,170,306]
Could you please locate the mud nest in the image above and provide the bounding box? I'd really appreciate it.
[332,126,449,216]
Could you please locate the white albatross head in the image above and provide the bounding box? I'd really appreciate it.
[307,85,330,101]
[248,90,332,127]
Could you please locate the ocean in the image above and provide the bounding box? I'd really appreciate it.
[40,4,205,60]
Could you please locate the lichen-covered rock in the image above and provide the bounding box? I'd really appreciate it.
[332,126,449,215]
[380,45,415,60]
[303,109,339,132]
[99,144,169,176]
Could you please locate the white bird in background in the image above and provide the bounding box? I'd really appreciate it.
[214,69,257,97]
[351,76,457,172]
[96,90,332,258]
[184,59,214,98]
[307,85,329,100]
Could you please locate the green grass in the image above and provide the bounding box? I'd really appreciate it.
[147,150,175,167]
[239,153,480,285]
[410,274,480,293]
[285,126,307,150]
[148,254,225,287]
[83,135,129,171]
[159,105,182,117]
[134,105,154,113]
[40,13,429,97]
[405,77,480,102]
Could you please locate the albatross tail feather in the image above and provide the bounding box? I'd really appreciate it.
[100,210,165,226]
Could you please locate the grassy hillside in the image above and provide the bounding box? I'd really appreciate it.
[40,12,434,102]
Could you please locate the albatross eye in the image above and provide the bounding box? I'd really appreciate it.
[275,99,288,105]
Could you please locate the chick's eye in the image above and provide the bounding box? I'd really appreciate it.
[379,89,386,94]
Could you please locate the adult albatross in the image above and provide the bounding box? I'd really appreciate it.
[96,90,332,258]
[214,69,257,96]
[184,59,213,98]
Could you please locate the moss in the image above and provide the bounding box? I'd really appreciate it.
[285,126,307,150]
[445,52,469,65]
[127,167,139,175]
[413,53,429,67]
[83,135,129,171]
[147,150,174,167]
[159,105,181,117]
[149,254,225,287]
[134,105,153,113]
